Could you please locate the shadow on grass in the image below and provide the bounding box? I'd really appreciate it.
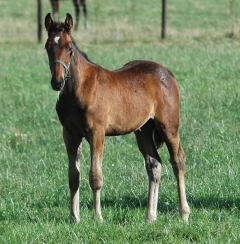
[100,193,240,212]
[189,195,240,211]
[100,194,177,213]
[33,192,239,214]
[24,193,239,224]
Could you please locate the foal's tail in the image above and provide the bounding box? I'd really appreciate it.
[153,128,164,149]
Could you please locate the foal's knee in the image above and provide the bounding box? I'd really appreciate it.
[89,170,103,191]
[145,156,162,182]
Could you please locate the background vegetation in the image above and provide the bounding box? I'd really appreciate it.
[0,0,240,243]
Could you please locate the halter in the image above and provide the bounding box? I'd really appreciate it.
[49,51,75,83]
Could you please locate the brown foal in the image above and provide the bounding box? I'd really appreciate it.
[44,13,190,222]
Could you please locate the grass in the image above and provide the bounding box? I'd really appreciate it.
[0,0,240,243]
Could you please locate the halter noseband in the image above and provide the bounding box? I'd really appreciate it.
[49,51,75,83]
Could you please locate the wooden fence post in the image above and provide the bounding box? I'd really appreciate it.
[38,0,42,42]
[161,0,166,38]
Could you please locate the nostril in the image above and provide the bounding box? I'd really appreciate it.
[51,77,65,91]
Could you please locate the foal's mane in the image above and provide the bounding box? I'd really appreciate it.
[48,21,94,64]
[71,37,95,64]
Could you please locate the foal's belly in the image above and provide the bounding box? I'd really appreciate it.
[105,105,154,136]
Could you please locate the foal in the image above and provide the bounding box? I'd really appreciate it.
[44,13,190,222]
[49,0,87,30]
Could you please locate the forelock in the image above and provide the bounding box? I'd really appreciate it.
[47,22,67,35]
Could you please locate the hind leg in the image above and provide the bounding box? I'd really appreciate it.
[135,121,162,222]
[160,126,190,221]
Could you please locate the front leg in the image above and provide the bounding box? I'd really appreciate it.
[63,128,82,222]
[88,128,105,221]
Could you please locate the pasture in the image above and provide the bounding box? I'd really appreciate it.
[0,0,240,243]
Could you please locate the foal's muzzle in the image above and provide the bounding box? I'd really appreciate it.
[51,77,65,91]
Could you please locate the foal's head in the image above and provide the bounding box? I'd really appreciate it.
[45,13,74,91]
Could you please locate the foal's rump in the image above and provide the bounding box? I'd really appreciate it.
[114,59,179,103]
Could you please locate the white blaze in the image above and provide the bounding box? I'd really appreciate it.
[54,36,60,44]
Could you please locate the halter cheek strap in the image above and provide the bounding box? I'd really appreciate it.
[49,51,75,83]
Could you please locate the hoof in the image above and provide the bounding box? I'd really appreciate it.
[94,213,104,222]
[180,205,190,222]
[69,214,80,223]
[146,214,157,223]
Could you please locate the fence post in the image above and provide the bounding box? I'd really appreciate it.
[161,0,166,38]
[38,0,42,42]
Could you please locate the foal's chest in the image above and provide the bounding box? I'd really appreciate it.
[56,100,87,134]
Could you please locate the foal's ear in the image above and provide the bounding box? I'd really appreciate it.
[65,13,73,33]
[45,13,53,32]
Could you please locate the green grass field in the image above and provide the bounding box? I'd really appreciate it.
[0,0,240,243]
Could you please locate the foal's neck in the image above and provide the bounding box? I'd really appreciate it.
[72,44,93,72]
[62,44,93,96]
